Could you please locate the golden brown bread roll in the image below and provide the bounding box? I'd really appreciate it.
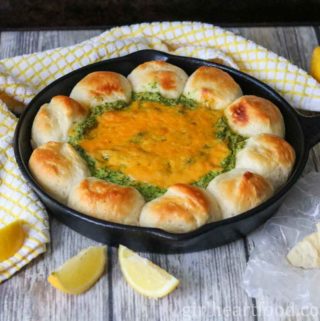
[67,177,145,225]
[182,66,242,109]
[224,95,285,137]
[207,169,273,219]
[235,134,295,189]
[139,184,221,233]
[31,95,88,148]
[29,142,90,203]
[127,60,188,99]
[70,71,132,108]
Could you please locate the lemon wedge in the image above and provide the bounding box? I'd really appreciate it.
[48,246,107,295]
[0,220,26,262]
[311,46,320,82]
[118,245,179,298]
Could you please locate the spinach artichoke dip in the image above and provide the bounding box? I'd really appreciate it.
[69,98,244,201]
[30,60,294,233]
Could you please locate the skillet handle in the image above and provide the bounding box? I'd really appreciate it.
[298,113,320,149]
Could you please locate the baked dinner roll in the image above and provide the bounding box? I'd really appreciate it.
[207,169,273,219]
[224,95,285,137]
[29,142,90,203]
[70,71,132,108]
[139,184,221,233]
[182,66,242,109]
[127,60,188,99]
[235,134,295,189]
[31,95,88,148]
[67,177,145,225]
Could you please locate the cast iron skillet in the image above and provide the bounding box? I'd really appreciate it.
[14,50,320,253]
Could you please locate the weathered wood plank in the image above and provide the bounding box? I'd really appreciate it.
[233,26,320,321]
[111,240,254,321]
[0,218,110,321]
[0,30,110,321]
[233,27,316,70]
[0,30,102,58]
[0,28,253,321]
[0,27,319,321]
[310,27,320,170]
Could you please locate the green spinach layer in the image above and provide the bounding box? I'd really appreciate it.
[133,92,198,108]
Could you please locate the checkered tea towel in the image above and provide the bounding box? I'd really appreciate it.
[1,21,320,283]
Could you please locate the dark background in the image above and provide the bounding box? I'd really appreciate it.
[0,0,320,29]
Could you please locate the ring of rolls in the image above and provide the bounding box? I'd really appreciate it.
[29,61,295,234]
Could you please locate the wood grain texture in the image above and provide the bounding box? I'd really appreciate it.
[111,240,253,321]
[232,26,320,321]
[0,27,319,321]
[0,218,110,321]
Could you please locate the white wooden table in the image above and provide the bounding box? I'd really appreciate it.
[1,26,320,321]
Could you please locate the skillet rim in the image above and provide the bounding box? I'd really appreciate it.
[13,49,308,242]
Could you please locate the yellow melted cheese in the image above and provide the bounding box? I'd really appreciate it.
[79,100,229,188]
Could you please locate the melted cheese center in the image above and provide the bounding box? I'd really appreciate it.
[80,100,229,188]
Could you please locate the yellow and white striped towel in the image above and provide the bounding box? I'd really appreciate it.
[1,21,320,283]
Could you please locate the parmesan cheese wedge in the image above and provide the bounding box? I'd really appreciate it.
[287,226,320,269]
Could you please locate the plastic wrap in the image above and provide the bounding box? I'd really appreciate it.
[243,172,320,307]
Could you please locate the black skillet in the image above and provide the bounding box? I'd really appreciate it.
[14,50,320,253]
